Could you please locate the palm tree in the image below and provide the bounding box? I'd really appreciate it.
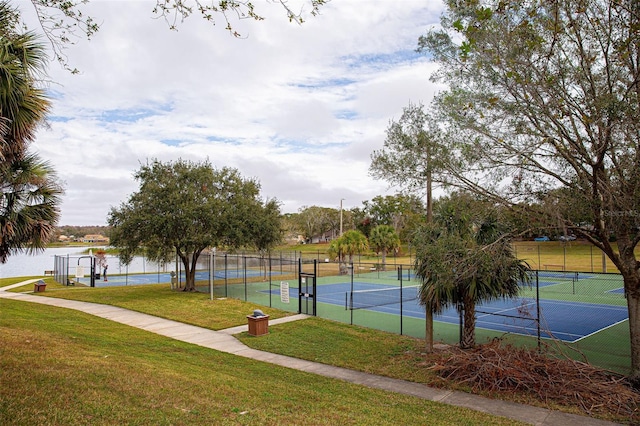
[413,198,530,349]
[329,230,369,275]
[369,224,400,271]
[0,153,61,263]
[340,230,369,264]
[328,237,347,274]
[0,2,62,263]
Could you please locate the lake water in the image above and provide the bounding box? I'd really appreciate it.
[0,247,84,278]
[0,247,164,279]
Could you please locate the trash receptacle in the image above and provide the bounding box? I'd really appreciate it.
[247,309,269,336]
[34,280,46,292]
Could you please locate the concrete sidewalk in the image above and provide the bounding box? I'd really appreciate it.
[0,283,620,426]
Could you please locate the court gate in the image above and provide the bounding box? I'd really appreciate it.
[298,259,317,316]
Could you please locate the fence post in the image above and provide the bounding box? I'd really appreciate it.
[298,258,302,314]
[209,251,214,301]
[399,265,404,335]
[536,270,541,351]
[243,256,248,301]
[350,262,354,325]
[269,255,272,308]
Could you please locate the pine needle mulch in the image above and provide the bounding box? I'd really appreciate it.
[428,340,639,423]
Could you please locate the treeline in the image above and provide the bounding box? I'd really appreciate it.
[55,226,112,239]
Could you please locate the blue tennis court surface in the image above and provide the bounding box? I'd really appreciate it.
[275,281,629,343]
[77,269,282,287]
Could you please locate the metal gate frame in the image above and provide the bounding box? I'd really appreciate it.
[298,259,317,316]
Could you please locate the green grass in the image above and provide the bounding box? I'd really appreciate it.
[2,252,636,423]
[23,282,291,330]
[286,240,640,273]
[1,299,525,425]
[19,269,630,374]
[4,281,634,423]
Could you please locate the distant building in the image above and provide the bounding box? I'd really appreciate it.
[82,234,110,244]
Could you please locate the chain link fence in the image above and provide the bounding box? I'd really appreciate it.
[53,250,631,375]
[203,255,630,375]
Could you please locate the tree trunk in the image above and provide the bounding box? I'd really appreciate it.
[180,252,197,291]
[615,244,640,385]
[461,298,476,349]
[426,164,433,223]
[381,249,387,271]
[594,233,639,384]
[424,166,434,351]
[425,308,434,352]
[628,288,640,387]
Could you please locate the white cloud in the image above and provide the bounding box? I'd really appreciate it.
[23,0,445,225]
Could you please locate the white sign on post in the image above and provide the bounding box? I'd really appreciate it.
[280,281,290,304]
[75,266,84,278]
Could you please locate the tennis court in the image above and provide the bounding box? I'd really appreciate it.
[76,269,282,287]
[270,279,629,344]
[78,265,628,345]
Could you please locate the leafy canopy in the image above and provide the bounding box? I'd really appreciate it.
[108,158,281,290]
[417,0,640,377]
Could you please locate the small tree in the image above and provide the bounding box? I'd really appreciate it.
[370,103,447,223]
[413,195,530,348]
[108,159,280,291]
[369,225,400,271]
[370,102,448,352]
[340,230,369,265]
[362,194,425,240]
[328,238,347,275]
[328,230,369,275]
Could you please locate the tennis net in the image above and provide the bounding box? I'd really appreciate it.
[347,285,420,310]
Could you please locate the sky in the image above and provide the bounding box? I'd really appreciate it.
[19,0,446,226]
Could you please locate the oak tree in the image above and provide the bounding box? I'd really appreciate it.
[108,159,281,291]
[419,0,640,381]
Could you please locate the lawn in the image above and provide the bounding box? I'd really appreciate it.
[0,293,522,425]
[3,278,636,424]
[289,240,638,273]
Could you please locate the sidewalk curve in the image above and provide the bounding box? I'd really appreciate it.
[0,283,620,426]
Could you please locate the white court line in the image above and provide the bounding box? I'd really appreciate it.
[574,318,629,342]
